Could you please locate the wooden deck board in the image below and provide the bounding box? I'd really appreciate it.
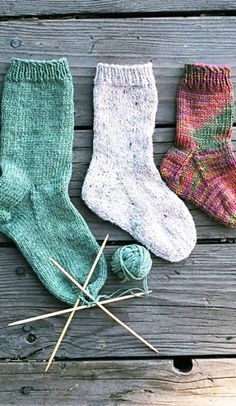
[0,7,235,405]
[0,128,234,244]
[1,359,236,405]
[1,0,236,16]
[0,18,235,125]
[1,244,236,359]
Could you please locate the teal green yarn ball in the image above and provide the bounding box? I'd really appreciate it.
[111,244,152,282]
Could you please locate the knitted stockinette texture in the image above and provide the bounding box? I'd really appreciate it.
[0,58,107,304]
[82,62,196,262]
[160,63,236,227]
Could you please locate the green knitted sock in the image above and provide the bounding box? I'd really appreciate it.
[0,58,107,304]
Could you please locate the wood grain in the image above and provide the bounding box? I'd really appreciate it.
[2,243,236,359]
[1,358,236,405]
[1,0,236,16]
[70,128,236,240]
[69,128,236,197]
[0,18,235,125]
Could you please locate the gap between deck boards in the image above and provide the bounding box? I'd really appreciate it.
[2,10,236,21]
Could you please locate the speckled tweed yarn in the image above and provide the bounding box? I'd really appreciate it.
[0,58,107,304]
[160,63,236,227]
[82,62,196,262]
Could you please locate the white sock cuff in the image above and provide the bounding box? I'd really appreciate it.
[94,62,155,87]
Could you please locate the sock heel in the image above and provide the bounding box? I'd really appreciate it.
[160,146,192,188]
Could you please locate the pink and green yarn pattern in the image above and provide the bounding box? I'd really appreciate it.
[160,63,236,227]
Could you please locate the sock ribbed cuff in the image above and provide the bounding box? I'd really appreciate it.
[6,58,71,82]
[182,63,232,90]
[94,62,155,87]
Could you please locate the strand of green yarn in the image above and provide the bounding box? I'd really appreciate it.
[86,244,152,306]
[110,244,152,293]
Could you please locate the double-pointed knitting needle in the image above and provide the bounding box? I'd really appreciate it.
[8,290,151,327]
[50,257,159,355]
[45,234,109,372]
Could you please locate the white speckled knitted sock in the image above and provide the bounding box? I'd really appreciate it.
[82,62,196,262]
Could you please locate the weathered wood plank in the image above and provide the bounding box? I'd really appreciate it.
[72,128,236,149]
[0,128,234,243]
[0,18,235,125]
[1,358,236,405]
[70,128,236,240]
[2,243,236,359]
[72,198,236,240]
[1,0,236,17]
[70,129,236,194]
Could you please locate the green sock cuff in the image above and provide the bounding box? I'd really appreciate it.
[6,58,71,82]
[182,63,232,90]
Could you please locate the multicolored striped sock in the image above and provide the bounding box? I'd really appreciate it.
[160,63,236,227]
